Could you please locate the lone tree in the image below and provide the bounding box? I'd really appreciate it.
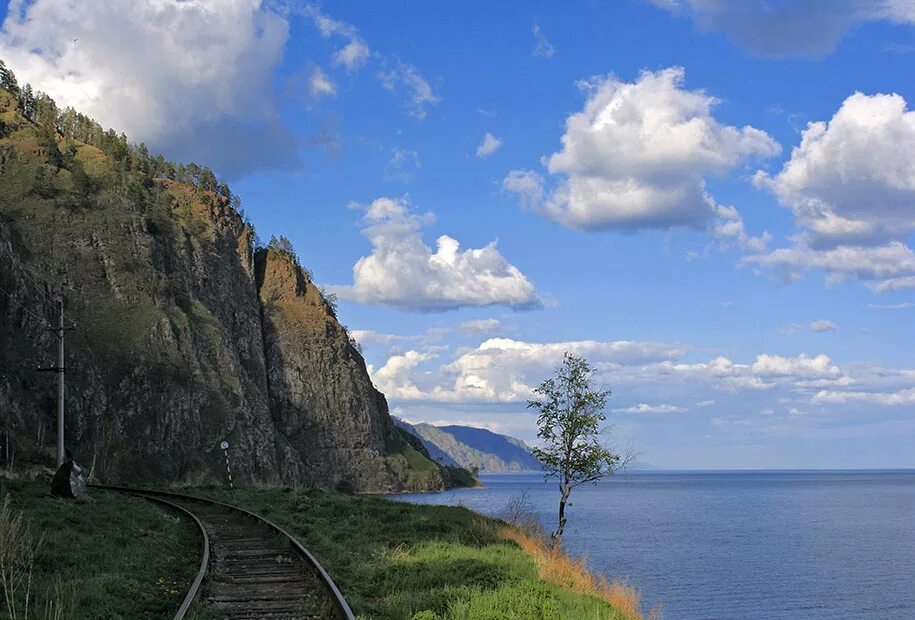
[529,352,626,548]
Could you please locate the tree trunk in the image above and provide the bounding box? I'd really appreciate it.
[550,484,570,549]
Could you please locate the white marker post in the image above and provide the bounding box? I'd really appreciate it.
[221,440,233,489]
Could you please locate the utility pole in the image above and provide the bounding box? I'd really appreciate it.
[39,297,72,466]
[56,297,65,466]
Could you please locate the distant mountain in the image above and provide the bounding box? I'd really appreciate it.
[394,418,543,472]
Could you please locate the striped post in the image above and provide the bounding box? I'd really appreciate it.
[221,441,233,489]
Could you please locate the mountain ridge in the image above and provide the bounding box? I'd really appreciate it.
[394,418,543,473]
[0,63,468,492]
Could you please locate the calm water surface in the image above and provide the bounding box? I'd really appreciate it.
[392,470,915,620]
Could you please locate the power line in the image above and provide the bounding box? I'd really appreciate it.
[0,281,51,326]
[0,265,76,328]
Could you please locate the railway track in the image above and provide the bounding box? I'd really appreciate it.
[93,485,355,620]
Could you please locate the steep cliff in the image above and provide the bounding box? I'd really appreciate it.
[0,78,458,492]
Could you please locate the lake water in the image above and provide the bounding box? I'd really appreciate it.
[392,470,915,619]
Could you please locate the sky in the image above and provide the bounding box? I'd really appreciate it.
[3,0,915,469]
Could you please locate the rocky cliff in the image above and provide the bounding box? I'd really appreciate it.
[0,78,458,492]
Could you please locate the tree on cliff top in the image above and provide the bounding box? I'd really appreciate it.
[529,352,629,549]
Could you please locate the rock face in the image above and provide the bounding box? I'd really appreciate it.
[0,86,454,492]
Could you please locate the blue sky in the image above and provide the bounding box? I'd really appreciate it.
[3,0,915,468]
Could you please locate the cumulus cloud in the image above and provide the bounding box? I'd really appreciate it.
[330,197,541,311]
[0,0,297,177]
[647,0,915,57]
[368,334,915,442]
[372,350,437,400]
[367,334,879,417]
[504,67,779,236]
[372,337,689,403]
[531,24,555,58]
[750,92,915,290]
[476,132,504,158]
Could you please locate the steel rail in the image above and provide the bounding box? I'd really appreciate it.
[92,484,355,620]
[118,491,211,620]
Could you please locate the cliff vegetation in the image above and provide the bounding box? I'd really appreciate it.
[0,60,466,492]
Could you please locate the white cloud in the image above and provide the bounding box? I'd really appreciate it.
[300,5,436,115]
[873,276,915,292]
[868,302,915,309]
[614,403,686,414]
[372,337,689,403]
[476,132,504,158]
[751,92,915,290]
[306,65,336,99]
[333,39,370,71]
[814,387,915,406]
[0,0,296,177]
[302,3,369,71]
[647,0,915,57]
[368,334,871,414]
[372,350,438,400]
[502,170,544,210]
[809,320,838,332]
[531,24,555,58]
[351,326,450,347]
[750,353,840,378]
[378,60,439,119]
[330,197,540,311]
[504,67,779,234]
[459,319,503,335]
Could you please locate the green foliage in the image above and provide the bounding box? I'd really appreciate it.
[178,486,627,620]
[529,353,620,545]
[0,57,240,210]
[0,481,199,620]
[267,235,295,255]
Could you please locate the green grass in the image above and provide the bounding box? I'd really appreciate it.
[179,486,631,620]
[0,480,199,620]
[0,481,633,619]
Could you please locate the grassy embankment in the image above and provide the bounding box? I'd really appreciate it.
[1,480,649,620]
[0,479,200,620]
[185,486,646,620]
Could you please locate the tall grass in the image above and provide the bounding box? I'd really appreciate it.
[0,496,67,620]
[499,492,661,620]
[1,481,198,620]
[500,526,646,619]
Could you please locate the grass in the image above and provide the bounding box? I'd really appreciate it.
[0,480,650,619]
[0,479,199,620]
[178,485,646,620]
